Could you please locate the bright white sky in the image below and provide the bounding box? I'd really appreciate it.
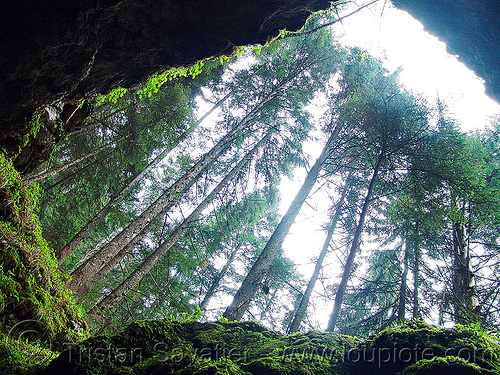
[278,0,500,331]
[333,1,500,132]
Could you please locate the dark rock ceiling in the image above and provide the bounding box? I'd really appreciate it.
[1,0,499,172]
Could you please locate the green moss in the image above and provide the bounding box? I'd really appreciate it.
[40,320,358,375]
[188,322,282,361]
[10,319,500,374]
[349,320,500,375]
[0,152,86,351]
[0,331,59,375]
[401,356,487,375]
[185,357,249,375]
[0,108,47,164]
[92,45,244,109]
[242,354,347,375]
[20,110,44,151]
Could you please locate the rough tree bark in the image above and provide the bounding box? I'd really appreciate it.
[59,83,240,264]
[68,79,289,297]
[67,120,246,296]
[59,145,171,263]
[451,198,478,324]
[412,220,421,320]
[397,238,410,322]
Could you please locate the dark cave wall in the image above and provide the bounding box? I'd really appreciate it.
[392,0,500,104]
[3,0,500,173]
[0,0,332,172]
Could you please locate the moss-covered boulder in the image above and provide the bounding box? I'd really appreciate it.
[41,320,356,375]
[401,356,487,375]
[30,320,500,375]
[349,321,500,375]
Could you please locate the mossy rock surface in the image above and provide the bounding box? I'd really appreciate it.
[349,321,500,375]
[29,320,500,375]
[0,153,85,347]
[401,356,492,375]
[41,320,356,375]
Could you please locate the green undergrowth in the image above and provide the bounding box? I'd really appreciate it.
[35,320,500,375]
[0,153,86,362]
[19,110,44,153]
[0,109,45,160]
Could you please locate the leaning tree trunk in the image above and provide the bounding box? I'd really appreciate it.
[59,145,172,264]
[326,152,383,332]
[223,124,341,321]
[287,175,350,333]
[200,240,244,311]
[88,134,268,318]
[58,85,235,264]
[69,63,301,297]
[43,160,97,194]
[76,217,160,299]
[27,101,174,187]
[67,107,258,296]
[76,133,264,300]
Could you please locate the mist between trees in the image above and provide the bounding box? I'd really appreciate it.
[31,9,500,336]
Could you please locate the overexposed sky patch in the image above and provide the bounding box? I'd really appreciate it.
[330,0,500,132]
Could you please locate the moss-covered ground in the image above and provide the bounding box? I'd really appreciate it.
[0,319,493,375]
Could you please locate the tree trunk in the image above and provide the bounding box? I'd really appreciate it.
[326,152,383,332]
[67,117,250,296]
[397,237,409,322]
[59,146,170,264]
[26,100,171,186]
[43,160,97,194]
[200,241,244,311]
[88,134,267,317]
[59,74,254,263]
[412,221,421,320]
[25,135,127,184]
[287,175,350,333]
[223,125,341,321]
[68,62,305,297]
[452,221,468,322]
[451,199,476,324]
